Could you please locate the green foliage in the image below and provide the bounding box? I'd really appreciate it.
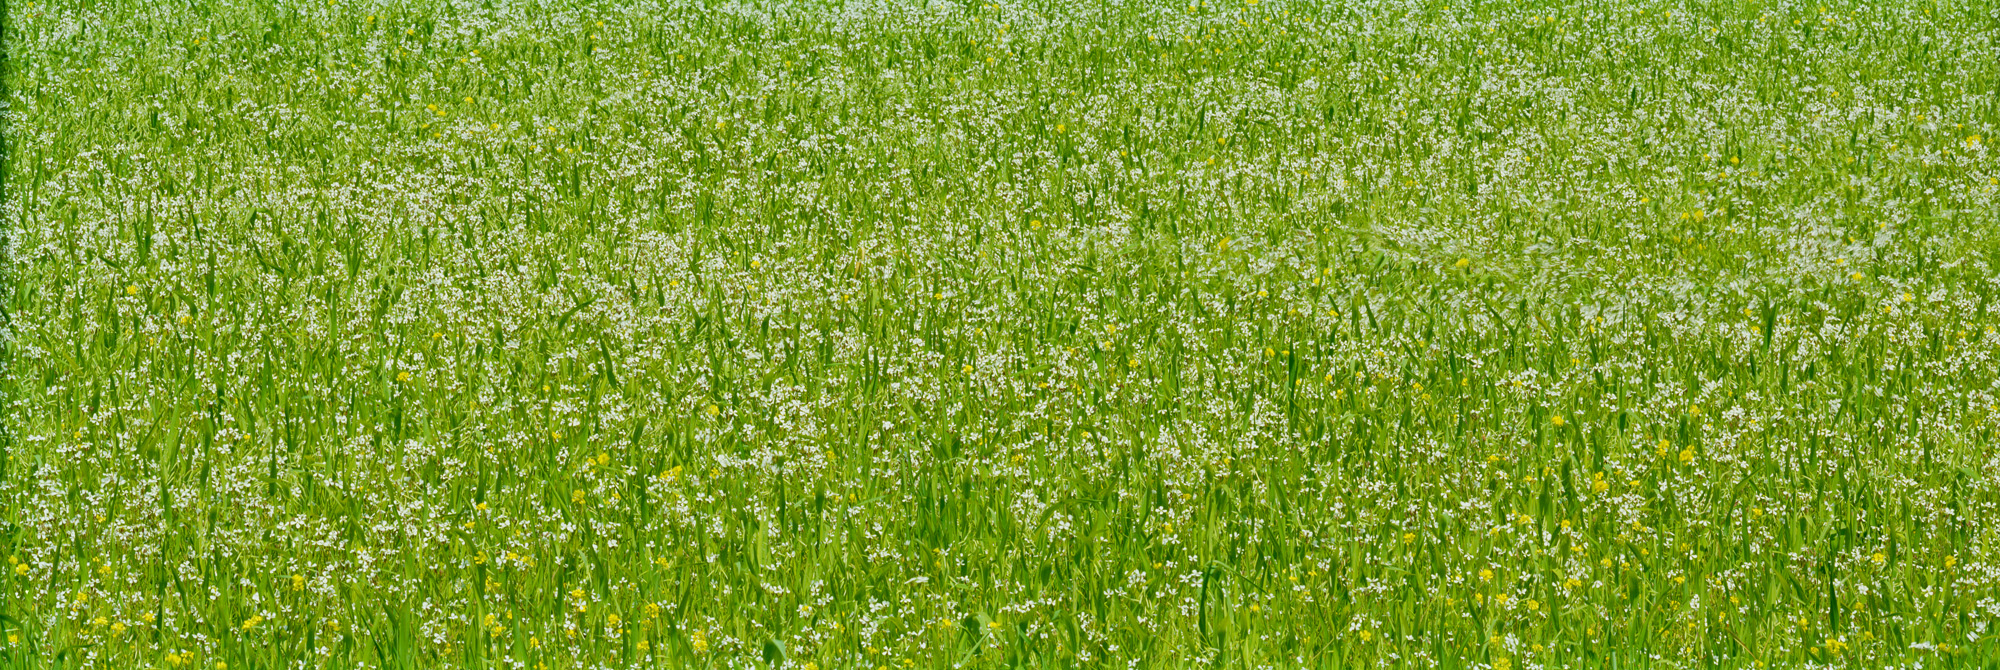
[5,0,2000,667]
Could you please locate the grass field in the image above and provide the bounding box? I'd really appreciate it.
[6,0,2000,667]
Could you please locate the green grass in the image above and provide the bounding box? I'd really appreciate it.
[5,0,2000,668]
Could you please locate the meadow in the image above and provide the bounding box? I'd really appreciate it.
[5,0,2000,667]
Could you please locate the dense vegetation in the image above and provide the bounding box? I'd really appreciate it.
[5,0,2000,667]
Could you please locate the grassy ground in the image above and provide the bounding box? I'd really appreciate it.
[5,0,2000,668]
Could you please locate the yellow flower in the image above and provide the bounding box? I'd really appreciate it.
[1871,552,1886,567]
[291,574,305,590]
[1454,258,1470,268]
[1550,416,1566,427]
[126,284,139,295]
[1678,448,1694,464]
[1479,569,1493,582]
